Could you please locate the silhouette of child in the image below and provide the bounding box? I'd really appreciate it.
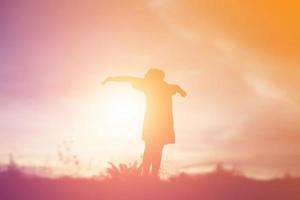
[103,69,186,178]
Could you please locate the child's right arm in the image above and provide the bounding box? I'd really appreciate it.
[102,76,141,85]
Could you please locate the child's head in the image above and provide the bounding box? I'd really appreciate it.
[145,68,165,81]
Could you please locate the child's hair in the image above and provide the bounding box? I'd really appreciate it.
[144,68,165,81]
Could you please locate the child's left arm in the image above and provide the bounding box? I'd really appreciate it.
[172,84,187,97]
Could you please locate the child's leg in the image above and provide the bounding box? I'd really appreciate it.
[142,142,151,176]
[151,143,164,178]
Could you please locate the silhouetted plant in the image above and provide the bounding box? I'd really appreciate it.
[106,161,142,180]
[57,140,80,175]
[0,154,23,179]
[213,163,243,177]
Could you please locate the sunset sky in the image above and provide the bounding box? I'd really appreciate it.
[1,0,300,178]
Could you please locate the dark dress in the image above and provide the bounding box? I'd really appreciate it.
[132,79,177,145]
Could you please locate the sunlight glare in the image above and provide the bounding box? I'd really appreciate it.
[100,86,145,143]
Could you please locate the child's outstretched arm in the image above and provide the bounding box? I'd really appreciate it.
[172,84,187,97]
[102,76,141,85]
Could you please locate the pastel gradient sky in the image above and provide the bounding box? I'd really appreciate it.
[1,0,300,178]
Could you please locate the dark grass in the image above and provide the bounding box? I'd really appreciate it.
[0,163,299,200]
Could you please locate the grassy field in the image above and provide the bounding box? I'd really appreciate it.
[0,162,299,200]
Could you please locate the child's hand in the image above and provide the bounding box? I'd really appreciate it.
[102,77,111,85]
[180,90,187,97]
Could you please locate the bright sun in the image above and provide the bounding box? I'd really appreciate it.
[106,93,141,122]
[99,86,145,143]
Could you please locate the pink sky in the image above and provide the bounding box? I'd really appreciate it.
[0,0,300,178]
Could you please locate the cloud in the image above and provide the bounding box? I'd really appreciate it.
[147,0,300,101]
[209,99,300,174]
[149,0,300,60]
